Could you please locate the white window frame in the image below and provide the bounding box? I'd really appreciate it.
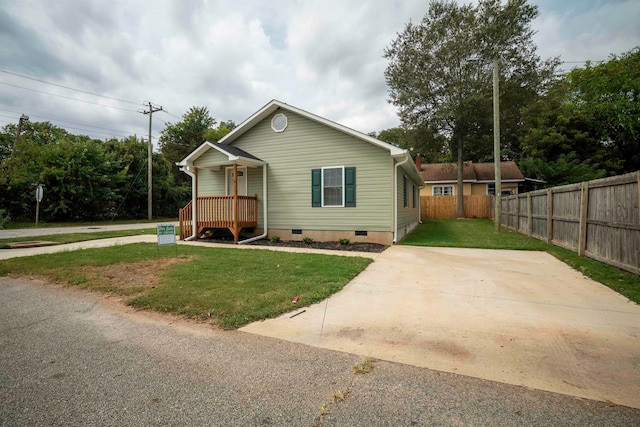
[432,185,454,196]
[271,113,288,132]
[321,166,345,207]
[486,183,495,195]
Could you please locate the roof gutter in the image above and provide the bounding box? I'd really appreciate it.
[238,164,268,245]
[393,152,410,244]
[180,164,198,241]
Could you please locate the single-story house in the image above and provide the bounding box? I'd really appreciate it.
[177,100,424,245]
[417,159,525,196]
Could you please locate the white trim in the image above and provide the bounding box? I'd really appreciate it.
[179,165,198,241]
[178,100,423,186]
[225,166,248,196]
[321,166,345,208]
[238,165,268,244]
[218,100,406,156]
[432,185,454,196]
[393,153,410,243]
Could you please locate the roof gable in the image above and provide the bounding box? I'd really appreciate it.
[218,99,405,156]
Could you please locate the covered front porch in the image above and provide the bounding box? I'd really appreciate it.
[177,142,266,243]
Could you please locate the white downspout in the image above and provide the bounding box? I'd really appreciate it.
[393,153,410,244]
[418,185,423,224]
[238,164,268,244]
[180,165,198,241]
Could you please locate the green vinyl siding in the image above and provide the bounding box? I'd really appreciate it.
[231,111,393,231]
[193,148,229,168]
[196,167,225,196]
[397,167,419,234]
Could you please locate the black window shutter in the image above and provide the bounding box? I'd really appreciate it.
[345,167,356,207]
[312,169,321,207]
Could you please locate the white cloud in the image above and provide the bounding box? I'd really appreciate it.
[0,0,637,141]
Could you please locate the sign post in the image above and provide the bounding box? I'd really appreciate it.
[157,224,177,257]
[35,184,44,228]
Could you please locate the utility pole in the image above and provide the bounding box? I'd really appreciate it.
[141,103,163,221]
[493,58,501,232]
[13,114,29,149]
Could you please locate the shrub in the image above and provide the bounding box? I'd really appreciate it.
[302,237,314,244]
[338,238,350,245]
[0,209,10,229]
[270,236,281,243]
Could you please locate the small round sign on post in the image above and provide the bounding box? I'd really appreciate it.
[35,185,44,203]
[35,184,44,227]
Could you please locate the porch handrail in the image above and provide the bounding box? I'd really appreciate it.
[179,195,258,240]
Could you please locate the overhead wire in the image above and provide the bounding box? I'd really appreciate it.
[0,69,144,106]
[0,82,140,112]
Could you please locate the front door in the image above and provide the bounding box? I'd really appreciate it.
[226,166,247,196]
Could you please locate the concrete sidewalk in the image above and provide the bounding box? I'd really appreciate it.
[0,221,178,239]
[0,235,380,260]
[241,245,640,409]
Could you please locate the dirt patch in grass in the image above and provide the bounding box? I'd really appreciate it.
[73,257,192,296]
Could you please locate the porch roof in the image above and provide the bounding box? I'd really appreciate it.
[178,141,265,168]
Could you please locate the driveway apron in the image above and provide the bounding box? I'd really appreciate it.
[241,245,640,409]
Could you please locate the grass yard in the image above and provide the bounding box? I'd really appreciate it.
[402,219,640,304]
[0,243,372,329]
[0,229,157,249]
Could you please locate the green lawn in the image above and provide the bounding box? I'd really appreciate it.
[0,243,372,329]
[402,219,640,304]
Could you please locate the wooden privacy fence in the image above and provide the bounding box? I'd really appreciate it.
[500,171,640,275]
[421,195,493,219]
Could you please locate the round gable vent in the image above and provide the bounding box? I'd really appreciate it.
[271,113,288,132]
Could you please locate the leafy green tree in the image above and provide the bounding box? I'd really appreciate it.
[159,107,214,187]
[520,153,606,186]
[519,48,639,183]
[0,122,183,222]
[159,108,236,187]
[205,120,236,142]
[384,0,558,215]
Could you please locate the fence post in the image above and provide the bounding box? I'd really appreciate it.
[578,181,589,257]
[514,195,520,232]
[527,193,532,237]
[546,188,553,244]
[637,171,640,220]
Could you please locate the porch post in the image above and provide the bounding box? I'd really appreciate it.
[233,163,239,242]
[193,167,198,239]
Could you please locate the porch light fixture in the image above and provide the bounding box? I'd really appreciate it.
[271,113,288,132]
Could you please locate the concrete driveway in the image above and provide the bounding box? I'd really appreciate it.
[241,245,640,409]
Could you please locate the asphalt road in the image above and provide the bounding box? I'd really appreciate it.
[1,277,639,426]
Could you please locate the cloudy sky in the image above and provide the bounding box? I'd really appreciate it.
[1,0,638,144]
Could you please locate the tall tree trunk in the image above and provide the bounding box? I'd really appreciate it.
[456,133,464,218]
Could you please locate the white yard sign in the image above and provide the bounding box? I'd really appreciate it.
[157,224,176,246]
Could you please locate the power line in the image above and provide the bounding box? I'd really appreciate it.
[561,60,605,64]
[0,82,140,112]
[0,69,144,106]
[0,107,141,136]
